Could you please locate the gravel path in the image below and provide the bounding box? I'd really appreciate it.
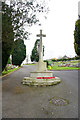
[2,65,78,118]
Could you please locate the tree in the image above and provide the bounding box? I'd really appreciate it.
[2,0,49,70]
[30,39,39,62]
[12,39,26,66]
[74,18,80,56]
[30,39,44,62]
[9,0,49,40]
[51,59,56,62]
[44,60,49,67]
[2,2,14,71]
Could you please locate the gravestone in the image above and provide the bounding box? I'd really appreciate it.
[22,30,61,86]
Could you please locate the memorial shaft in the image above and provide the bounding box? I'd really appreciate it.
[36,30,46,62]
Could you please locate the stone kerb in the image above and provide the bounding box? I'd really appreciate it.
[23,77,61,86]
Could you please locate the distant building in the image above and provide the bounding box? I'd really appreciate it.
[62,55,69,59]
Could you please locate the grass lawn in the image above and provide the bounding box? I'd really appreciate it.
[2,67,20,76]
[25,63,36,65]
[48,66,80,70]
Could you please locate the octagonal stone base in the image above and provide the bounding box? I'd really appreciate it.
[22,61,61,86]
[22,77,61,86]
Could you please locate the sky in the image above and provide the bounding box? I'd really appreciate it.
[24,0,80,63]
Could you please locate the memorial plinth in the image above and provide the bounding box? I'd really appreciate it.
[36,60,47,72]
[30,71,53,78]
[22,30,61,86]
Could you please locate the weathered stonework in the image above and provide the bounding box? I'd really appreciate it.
[36,61,47,71]
[22,77,61,86]
[22,30,61,86]
[30,71,53,77]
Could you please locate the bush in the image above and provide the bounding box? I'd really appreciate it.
[44,60,49,67]
[12,39,26,66]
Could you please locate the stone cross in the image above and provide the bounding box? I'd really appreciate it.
[36,30,46,62]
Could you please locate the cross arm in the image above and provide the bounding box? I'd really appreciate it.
[42,35,46,37]
[36,34,40,37]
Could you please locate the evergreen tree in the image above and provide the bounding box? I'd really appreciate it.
[12,39,26,66]
[30,39,44,62]
[2,2,14,71]
[2,0,49,70]
[31,39,39,62]
[74,18,80,56]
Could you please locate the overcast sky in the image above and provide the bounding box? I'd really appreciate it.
[24,0,80,63]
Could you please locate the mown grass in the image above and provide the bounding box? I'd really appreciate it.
[48,66,80,70]
[52,60,79,65]
[25,63,36,65]
[2,67,20,76]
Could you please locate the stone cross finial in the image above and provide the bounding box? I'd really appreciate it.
[36,30,46,62]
